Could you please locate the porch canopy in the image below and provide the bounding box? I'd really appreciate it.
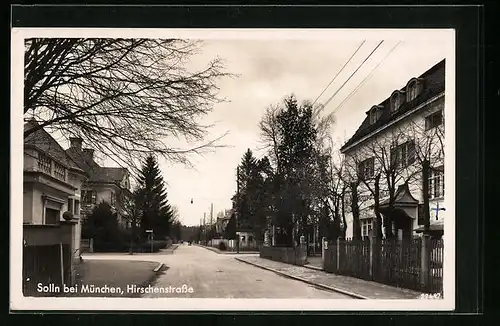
[378,183,419,235]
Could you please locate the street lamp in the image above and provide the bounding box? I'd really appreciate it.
[236,165,240,254]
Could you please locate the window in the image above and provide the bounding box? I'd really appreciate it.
[425,110,444,130]
[407,79,422,102]
[362,219,373,237]
[68,198,74,214]
[249,236,253,242]
[391,140,416,168]
[45,208,60,224]
[37,153,51,174]
[74,200,80,215]
[391,92,404,112]
[358,157,375,179]
[53,162,66,181]
[428,165,444,199]
[241,236,246,242]
[82,190,97,204]
[369,107,382,124]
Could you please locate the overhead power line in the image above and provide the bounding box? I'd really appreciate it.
[322,40,384,109]
[331,41,402,114]
[312,40,366,106]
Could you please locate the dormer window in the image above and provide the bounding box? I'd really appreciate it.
[390,91,405,113]
[369,106,383,124]
[406,78,423,102]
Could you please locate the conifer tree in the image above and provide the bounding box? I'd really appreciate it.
[136,155,174,239]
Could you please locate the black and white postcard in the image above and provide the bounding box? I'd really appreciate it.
[10,28,455,311]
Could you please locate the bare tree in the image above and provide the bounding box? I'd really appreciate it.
[403,107,445,230]
[258,104,282,171]
[24,38,233,172]
[334,153,365,241]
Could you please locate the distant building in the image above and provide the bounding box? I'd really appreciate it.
[215,209,232,235]
[65,137,132,229]
[340,59,446,240]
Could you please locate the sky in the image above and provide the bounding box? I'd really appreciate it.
[153,34,452,226]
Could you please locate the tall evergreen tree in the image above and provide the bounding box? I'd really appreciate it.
[136,155,174,239]
[275,95,318,246]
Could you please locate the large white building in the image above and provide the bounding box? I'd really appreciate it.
[340,59,446,240]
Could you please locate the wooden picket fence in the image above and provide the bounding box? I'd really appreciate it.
[23,244,72,297]
[324,238,444,294]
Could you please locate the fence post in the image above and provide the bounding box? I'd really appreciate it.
[299,235,306,265]
[420,234,431,291]
[369,233,375,278]
[336,237,340,271]
[321,237,327,261]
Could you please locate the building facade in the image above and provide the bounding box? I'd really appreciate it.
[65,137,131,229]
[340,59,446,240]
[23,120,88,260]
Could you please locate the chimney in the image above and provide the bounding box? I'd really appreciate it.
[83,149,94,161]
[69,137,83,151]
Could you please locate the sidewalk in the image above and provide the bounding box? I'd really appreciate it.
[82,244,179,256]
[196,244,259,255]
[235,256,423,300]
[71,259,164,297]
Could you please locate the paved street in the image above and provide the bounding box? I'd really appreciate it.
[139,244,353,299]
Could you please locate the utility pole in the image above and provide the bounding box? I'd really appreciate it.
[236,165,240,253]
[203,212,206,245]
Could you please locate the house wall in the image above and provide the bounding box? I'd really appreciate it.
[342,95,445,239]
[68,171,86,256]
[23,184,34,223]
[82,184,129,229]
[237,231,257,247]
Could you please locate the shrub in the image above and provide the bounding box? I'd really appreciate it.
[218,242,227,251]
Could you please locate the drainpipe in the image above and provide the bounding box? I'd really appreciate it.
[59,241,65,286]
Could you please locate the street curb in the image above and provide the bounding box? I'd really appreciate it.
[304,264,324,272]
[234,258,370,300]
[196,244,259,255]
[153,262,164,272]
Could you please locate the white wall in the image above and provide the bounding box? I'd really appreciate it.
[342,95,445,239]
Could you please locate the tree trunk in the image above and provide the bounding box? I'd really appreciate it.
[373,174,383,239]
[351,182,362,240]
[341,188,347,239]
[422,159,431,232]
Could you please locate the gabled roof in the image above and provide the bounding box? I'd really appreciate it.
[380,183,419,207]
[340,59,445,153]
[24,120,85,174]
[66,147,128,185]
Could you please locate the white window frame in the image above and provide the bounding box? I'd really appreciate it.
[361,219,373,237]
[425,110,444,131]
[428,165,445,199]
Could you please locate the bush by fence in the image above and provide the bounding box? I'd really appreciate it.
[260,245,307,266]
[323,237,443,294]
[93,239,170,253]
